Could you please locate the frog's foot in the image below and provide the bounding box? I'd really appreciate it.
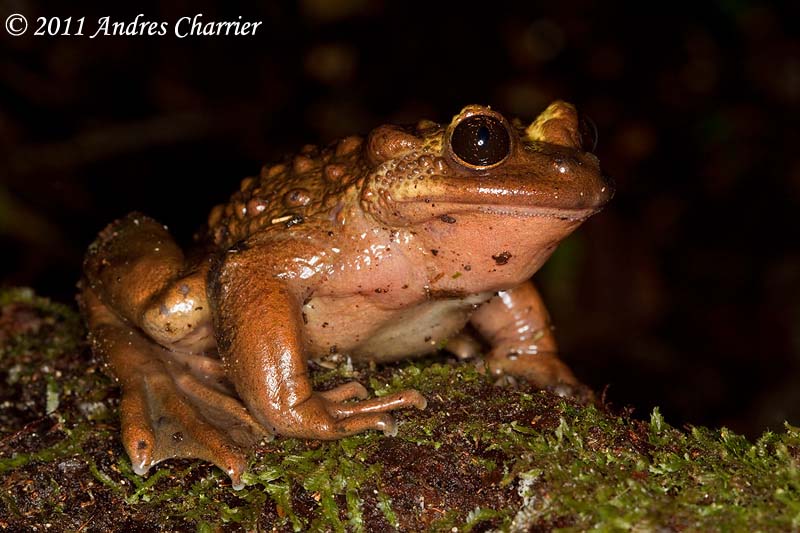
[121,349,271,490]
[485,345,595,403]
[274,385,427,440]
[83,288,270,490]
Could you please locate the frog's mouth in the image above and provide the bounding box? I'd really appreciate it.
[391,201,604,226]
[476,204,604,221]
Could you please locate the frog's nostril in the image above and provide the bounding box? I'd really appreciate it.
[578,114,598,153]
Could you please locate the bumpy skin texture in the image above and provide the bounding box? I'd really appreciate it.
[80,101,612,489]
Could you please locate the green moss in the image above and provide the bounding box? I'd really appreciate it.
[0,420,89,475]
[377,490,400,529]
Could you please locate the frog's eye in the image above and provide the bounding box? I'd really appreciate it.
[449,115,511,168]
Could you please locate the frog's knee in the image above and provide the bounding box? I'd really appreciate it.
[140,281,211,348]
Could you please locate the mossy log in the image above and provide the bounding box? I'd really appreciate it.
[1,288,798,531]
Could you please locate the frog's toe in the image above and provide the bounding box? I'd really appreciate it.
[119,391,156,475]
[547,381,596,404]
[326,389,427,418]
[332,412,398,437]
[444,332,482,360]
[319,381,369,402]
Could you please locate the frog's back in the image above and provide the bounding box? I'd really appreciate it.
[206,135,370,248]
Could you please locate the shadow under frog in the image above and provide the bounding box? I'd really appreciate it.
[79,102,612,489]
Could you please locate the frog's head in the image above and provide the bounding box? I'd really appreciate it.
[360,101,614,284]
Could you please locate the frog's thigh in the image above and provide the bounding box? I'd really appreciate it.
[83,213,187,325]
[84,212,213,353]
[82,288,268,489]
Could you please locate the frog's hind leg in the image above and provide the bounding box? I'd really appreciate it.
[82,287,268,489]
[81,214,269,488]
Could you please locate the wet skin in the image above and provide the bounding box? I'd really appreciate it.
[80,101,612,489]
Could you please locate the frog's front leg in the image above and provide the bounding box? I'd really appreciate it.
[211,254,427,439]
[470,280,593,399]
[81,214,268,489]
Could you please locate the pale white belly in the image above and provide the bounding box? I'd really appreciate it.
[302,292,492,362]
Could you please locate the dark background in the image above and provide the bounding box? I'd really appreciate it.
[2,1,798,438]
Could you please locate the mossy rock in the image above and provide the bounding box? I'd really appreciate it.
[1,288,799,531]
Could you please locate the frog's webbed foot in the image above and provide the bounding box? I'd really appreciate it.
[127,355,271,489]
[123,348,271,490]
[83,291,269,490]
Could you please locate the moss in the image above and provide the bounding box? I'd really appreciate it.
[2,288,800,531]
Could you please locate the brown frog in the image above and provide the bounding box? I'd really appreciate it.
[80,101,612,489]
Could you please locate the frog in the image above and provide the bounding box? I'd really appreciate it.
[79,101,612,489]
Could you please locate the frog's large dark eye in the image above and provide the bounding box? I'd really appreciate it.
[450,115,511,167]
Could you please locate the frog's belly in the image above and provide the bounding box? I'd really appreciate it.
[302,292,492,362]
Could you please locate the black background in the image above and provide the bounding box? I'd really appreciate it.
[2,0,799,437]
